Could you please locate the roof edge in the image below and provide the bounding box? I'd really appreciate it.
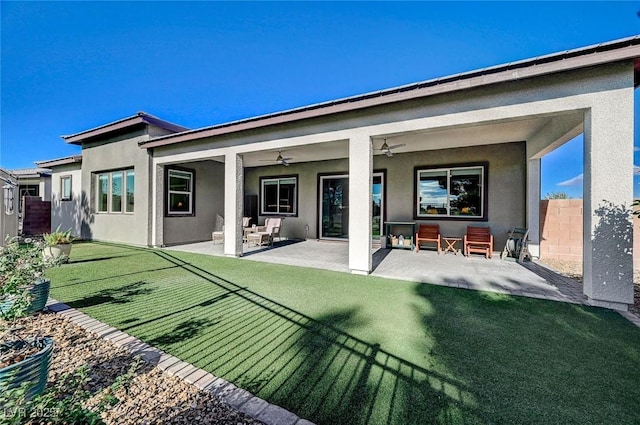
[140,34,640,149]
[10,168,52,178]
[63,112,189,145]
[35,154,83,168]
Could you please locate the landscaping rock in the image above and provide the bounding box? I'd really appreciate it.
[1,312,263,425]
[538,258,640,317]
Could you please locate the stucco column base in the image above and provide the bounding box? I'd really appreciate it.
[586,297,629,312]
[350,269,370,276]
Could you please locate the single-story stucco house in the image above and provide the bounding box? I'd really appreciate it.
[37,36,639,310]
[10,168,52,203]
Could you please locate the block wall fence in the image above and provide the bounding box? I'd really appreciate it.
[539,199,640,268]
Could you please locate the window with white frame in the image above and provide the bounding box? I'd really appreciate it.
[96,169,134,213]
[125,170,135,213]
[167,168,194,215]
[60,176,72,201]
[416,164,485,219]
[260,176,297,216]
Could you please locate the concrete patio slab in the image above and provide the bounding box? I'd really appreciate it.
[166,239,586,305]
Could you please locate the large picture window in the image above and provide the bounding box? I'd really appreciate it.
[260,176,297,216]
[416,164,486,219]
[96,169,134,214]
[167,168,194,215]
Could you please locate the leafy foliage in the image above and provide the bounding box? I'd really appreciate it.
[544,191,571,199]
[0,238,65,321]
[42,226,74,247]
[0,359,141,424]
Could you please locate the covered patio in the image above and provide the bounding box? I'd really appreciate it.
[145,38,638,311]
[164,240,585,305]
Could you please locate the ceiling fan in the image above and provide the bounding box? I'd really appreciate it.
[375,138,405,157]
[260,150,293,166]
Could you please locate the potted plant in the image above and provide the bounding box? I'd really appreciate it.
[43,225,74,261]
[0,237,65,400]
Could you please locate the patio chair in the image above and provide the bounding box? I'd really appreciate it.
[212,216,224,245]
[248,217,282,247]
[415,224,441,253]
[464,226,493,258]
[212,225,224,245]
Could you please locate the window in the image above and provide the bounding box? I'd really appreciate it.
[97,174,109,212]
[416,164,486,219]
[96,169,134,213]
[126,170,135,213]
[167,168,194,215]
[111,171,123,212]
[60,176,72,201]
[19,185,39,198]
[260,176,297,216]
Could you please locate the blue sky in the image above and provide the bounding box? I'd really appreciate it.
[1,1,639,198]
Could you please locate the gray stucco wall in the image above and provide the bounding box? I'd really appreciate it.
[245,159,350,242]
[163,160,225,245]
[80,133,151,245]
[244,141,526,250]
[152,63,627,161]
[50,164,84,238]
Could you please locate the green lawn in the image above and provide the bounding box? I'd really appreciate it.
[46,242,640,425]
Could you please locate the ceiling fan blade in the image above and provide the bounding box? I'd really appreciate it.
[282,161,290,166]
[386,143,406,150]
[281,157,293,161]
[385,151,394,157]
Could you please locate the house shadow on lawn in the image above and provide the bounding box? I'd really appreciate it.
[129,250,479,425]
[415,275,640,424]
[55,244,640,424]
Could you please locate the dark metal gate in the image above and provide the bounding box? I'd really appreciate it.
[21,196,51,236]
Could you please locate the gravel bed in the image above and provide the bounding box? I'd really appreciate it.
[1,312,264,425]
[538,258,640,316]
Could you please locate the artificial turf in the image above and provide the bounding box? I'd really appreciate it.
[46,241,640,424]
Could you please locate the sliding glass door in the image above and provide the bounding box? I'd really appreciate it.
[319,173,384,240]
[372,173,384,240]
[320,175,349,239]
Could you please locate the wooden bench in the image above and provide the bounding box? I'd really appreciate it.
[464,226,493,258]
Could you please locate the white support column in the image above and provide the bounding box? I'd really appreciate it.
[526,159,541,258]
[151,163,164,247]
[348,134,373,275]
[224,153,244,257]
[583,99,634,310]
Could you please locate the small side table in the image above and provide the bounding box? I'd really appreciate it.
[442,237,462,255]
[243,226,257,243]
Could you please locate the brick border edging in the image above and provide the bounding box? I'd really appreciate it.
[45,299,314,425]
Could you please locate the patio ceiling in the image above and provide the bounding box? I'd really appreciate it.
[241,113,581,167]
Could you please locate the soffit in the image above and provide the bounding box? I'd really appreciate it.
[241,115,559,167]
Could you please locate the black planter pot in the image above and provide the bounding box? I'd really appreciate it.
[0,337,54,400]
